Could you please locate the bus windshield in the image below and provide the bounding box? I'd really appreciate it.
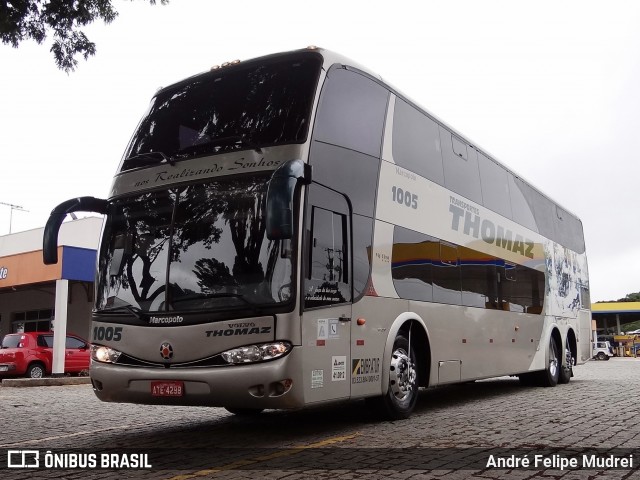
[96,174,294,314]
[120,53,322,171]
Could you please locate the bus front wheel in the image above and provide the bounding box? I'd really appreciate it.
[369,333,419,420]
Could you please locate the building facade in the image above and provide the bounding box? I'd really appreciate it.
[0,217,102,341]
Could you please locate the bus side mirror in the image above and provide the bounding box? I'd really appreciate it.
[266,159,311,240]
[43,197,109,265]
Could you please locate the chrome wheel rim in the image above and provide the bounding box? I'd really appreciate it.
[389,348,416,401]
[549,341,559,377]
[565,340,574,368]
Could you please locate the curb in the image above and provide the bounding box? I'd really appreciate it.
[0,377,92,387]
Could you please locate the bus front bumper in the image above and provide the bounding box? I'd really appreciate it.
[89,346,305,409]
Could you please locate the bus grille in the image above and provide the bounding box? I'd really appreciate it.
[113,352,228,368]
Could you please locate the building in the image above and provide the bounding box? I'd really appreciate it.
[591,302,640,337]
[591,301,640,357]
[0,217,102,340]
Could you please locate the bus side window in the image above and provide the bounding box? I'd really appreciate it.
[498,262,544,313]
[433,241,462,305]
[460,246,498,309]
[440,126,482,205]
[478,152,512,219]
[498,261,520,312]
[391,226,435,302]
[313,68,387,158]
[392,98,444,185]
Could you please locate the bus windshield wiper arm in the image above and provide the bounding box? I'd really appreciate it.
[124,151,175,167]
[99,305,144,319]
[171,292,253,307]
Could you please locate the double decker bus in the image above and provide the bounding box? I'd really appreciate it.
[43,47,591,419]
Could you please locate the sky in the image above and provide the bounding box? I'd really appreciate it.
[1,0,639,302]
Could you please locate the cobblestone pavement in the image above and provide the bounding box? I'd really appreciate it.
[0,358,638,479]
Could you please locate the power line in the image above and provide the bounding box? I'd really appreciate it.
[0,201,29,234]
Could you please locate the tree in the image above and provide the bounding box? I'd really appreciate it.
[618,292,640,302]
[596,291,640,303]
[0,0,167,73]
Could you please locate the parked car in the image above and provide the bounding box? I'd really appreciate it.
[592,341,614,361]
[0,332,90,378]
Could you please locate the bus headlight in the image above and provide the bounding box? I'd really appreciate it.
[221,341,291,364]
[91,345,122,364]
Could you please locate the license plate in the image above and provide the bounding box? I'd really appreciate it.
[151,381,184,397]
[0,365,8,372]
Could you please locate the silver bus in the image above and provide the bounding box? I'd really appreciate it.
[43,47,591,419]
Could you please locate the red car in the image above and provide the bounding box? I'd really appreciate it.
[0,331,90,378]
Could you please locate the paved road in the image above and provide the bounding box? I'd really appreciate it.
[1,358,638,479]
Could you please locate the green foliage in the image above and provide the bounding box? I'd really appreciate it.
[623,321,640,332]
[0,0,167,72]
[618,291,640,302]
[596,291,640,303]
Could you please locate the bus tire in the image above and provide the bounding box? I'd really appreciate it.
[224,407,264,416]
[537,336,560,387]
[370,333,419,420]
[558,337,573,384]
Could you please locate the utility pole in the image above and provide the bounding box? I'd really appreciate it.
[0,201,28,234]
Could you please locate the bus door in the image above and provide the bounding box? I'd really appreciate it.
[301,183,352,403]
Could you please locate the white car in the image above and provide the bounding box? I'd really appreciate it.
[592,341,614,360]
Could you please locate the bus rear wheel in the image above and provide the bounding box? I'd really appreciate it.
[369,333,418,420]
[558,337,574,384]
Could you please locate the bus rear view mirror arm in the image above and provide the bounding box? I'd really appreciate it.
[43,197,109,265]
[266,159,312,240]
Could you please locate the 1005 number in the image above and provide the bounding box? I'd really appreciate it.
[392,186,418,209]
[93,326,123,342]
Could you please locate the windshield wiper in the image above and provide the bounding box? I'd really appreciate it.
[98,304,144,319]
[123,151,175,169]
[171,292,254,307]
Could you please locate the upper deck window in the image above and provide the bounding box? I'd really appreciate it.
[313,68,388,157]
[121,53,322,171]
[392,98,444,185]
